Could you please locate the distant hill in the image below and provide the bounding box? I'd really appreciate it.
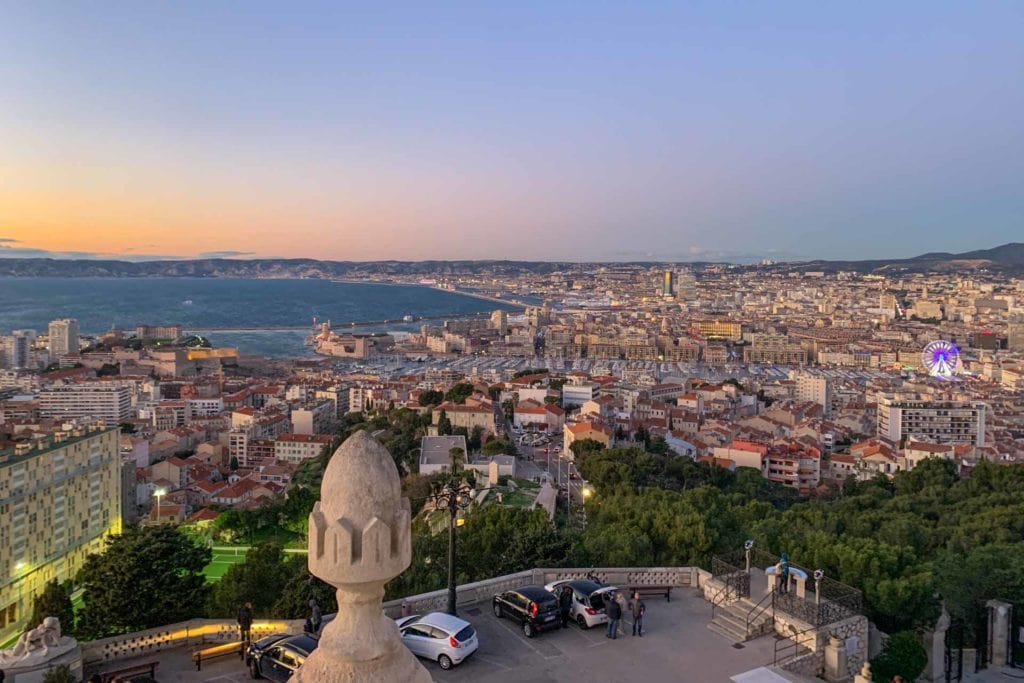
[0,243,1020,277]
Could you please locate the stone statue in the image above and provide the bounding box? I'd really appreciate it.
[292,431,431,682]
[0,617,75,667]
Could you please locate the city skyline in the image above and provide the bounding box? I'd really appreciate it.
[2,2,1022,262]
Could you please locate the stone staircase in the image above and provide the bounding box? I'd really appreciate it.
[708,597,775,643]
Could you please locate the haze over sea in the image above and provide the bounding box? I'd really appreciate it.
[0,278,518,357]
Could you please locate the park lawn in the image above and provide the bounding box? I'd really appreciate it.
[204,551,248,582]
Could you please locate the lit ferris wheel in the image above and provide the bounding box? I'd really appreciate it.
[921,340,960,378]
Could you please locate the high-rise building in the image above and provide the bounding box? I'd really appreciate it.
[48,319,79,359]
[1009,323,1024,352]
[39,384,132,422]
[791,371,832,417]
[662,270,676,297]
[0,424,122,643]
[10,330,35,369]
[491,309,508,336]
[876,394,986,447]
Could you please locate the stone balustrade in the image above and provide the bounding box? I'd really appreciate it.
[80,618,304,666]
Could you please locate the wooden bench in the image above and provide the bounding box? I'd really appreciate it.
[98,661,158,682]
[192,640,243,670]
[628,585,673,602]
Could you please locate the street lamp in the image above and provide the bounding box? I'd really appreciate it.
[431,472,473,616]
[153,487,168,523]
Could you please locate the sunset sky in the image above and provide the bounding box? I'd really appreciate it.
[2,2,1022,262]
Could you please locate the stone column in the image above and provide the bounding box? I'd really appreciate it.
[922,604,951,682]
[987,600,1012,666]
[794,574,807,599]
[823,634,849,682]
[292,431,431,683]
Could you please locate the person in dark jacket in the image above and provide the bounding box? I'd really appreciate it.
[237,602,253,644]
[630,592,646,636]
[605,593,622,639]
[308,598,322,635]
[559,587,573,628]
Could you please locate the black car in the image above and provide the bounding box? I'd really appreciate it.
[246,633,319,681]
[492,585,562,637]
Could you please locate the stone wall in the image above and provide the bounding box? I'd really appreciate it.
[80,618,304,666]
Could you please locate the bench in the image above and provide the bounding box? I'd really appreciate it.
[97,662,158,682]
[628,585,673,602]
[193,640,243,670]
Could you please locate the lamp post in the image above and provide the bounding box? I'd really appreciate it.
[431,456,473,616]
[153,487,167,523]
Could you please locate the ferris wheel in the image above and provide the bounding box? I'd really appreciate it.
[921,340,960,378]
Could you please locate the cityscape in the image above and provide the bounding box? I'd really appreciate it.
[2,3,1024,683]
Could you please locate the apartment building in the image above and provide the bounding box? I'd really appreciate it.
[39,384,132,422]
[291,399,336,435]
[877,395,986,447]
[47,319,79,359]
[791,372,832,417]
[275,433,334,464]
[690,320,743,341]
[0,425,122,643]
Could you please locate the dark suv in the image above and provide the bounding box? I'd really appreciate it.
[492,585,561,637]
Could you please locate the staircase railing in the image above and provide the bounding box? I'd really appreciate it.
[746,589,775,634]
[774,622,820,668]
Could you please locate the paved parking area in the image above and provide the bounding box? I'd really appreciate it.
[87,589,778,682]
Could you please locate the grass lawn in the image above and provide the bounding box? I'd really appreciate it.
[204,550,248,582]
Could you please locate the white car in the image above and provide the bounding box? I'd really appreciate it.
[544,579,619,629]
[395,612,478,670]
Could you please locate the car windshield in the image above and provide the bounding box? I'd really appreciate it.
[454,625,475,642]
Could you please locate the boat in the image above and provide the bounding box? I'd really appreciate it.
[183,299,193,305]
[402,315,414,322]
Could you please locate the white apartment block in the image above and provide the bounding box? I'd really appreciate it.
[562,382,599,408]
[47,319,79,359]
[39,384,132,423]
[791,371,832,417]
[290,399,336,435]
[274,434,333,464]
[877,395,986,447]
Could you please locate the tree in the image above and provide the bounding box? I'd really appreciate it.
[229,455,239,471]
[444,383,475,405]
[272,555,338,618]
[96,362,120,377]
[76,525,211,640]
[869,631,927,682]
[31,580,74,633]
[487,385,503,401]
[437,409,453,435]
[119,421,136,434]
[501,398,515,421]
[570,438,606,461]
[468,426,485,452]
[482,437,514,456]
[418,390,444,407]
[209,543,291,618]
[42,665,76,683]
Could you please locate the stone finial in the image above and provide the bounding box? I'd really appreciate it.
[853,661,872,683]
[292,431,430,682]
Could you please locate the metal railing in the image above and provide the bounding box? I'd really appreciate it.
[710,555,750,618]
[774,621,820,668]
[746,588,775,634]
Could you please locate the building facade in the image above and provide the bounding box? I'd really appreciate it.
[48,319,80,359]
[39,384,133,422]
[877,395,986,447]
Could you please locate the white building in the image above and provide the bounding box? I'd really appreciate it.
[877,394,986,447]
[39,384,132,422]
[275,433,334,464]
[48,319,80,359]
[562,382,599,408]
[791,371,832,417]
[291,399,337,435]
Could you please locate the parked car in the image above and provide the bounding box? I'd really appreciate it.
[544,579,618,629]
[394,612,479,670]
[492,586,562,637]
[246,633,319,680]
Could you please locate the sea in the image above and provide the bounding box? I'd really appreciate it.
[0,277,520,358]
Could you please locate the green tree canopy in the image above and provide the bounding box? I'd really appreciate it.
[209,542,292,618]
[31,580,75,635]
[76,525,211,639]
[418,390,444,406]
[444,383,475,404]
[272,555,338,618]
[869,631,927,682]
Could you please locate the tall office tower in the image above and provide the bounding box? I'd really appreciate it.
[791,371,833,417]
[48,318,80,358]
[662,270,676,297]
[10,330,36,369]
[491,309,508,336]
[877,394,986,447]
[0,424,122,643]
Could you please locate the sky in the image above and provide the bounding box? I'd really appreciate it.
[1,2,1022,263]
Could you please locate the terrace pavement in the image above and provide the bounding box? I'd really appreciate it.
[85,587,784,682]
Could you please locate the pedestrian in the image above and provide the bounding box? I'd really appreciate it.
[890,677,907,683]
[605,593,622,640]
[237,601,253,645]
[630,591,646,637]
[559,587,573,628]
[776,553,791,595]
[615,591,628,636]
[309,598,322,635]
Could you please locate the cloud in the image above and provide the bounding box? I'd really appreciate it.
[0,246,185,261]
[198,250,255,258]
[0,237,21,245]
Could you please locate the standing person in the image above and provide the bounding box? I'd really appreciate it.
[309,598,322,635]
[776,553,791,595]
[631,591,646,637]
[606,593,622,640]
[237,602,253,645]
[559,587,573,628]
[615,591,629,637]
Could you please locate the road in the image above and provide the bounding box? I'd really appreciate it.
[516,440,588,506]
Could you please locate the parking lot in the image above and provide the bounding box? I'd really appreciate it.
[91,588,779,682]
